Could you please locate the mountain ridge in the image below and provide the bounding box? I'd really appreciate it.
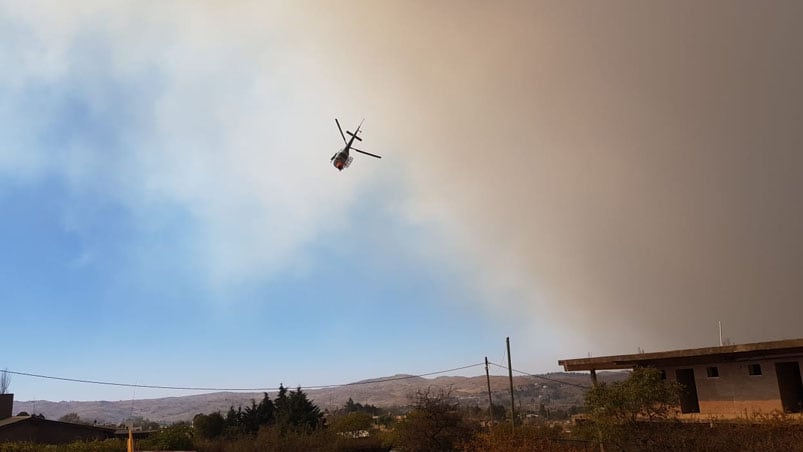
[12,371,626,424]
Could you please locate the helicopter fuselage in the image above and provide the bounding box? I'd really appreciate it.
[331,118,379,171]
[332,149,351,171]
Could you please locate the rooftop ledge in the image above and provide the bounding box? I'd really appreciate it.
[558,338,803,372]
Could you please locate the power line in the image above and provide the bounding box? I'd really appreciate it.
[487,362,590,389]
[4,363,485,393]
[4,370,263,392]
[318,363,485,389]
[5,362,590,395]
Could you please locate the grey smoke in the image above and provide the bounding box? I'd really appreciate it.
[293,1,803,355]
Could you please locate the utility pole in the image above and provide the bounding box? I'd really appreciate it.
[485,357,493,428]
[506,337,515,433]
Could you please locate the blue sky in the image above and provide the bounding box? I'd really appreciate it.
[3,2,803,402]
[1,131,520,400]
[0,2,545,401]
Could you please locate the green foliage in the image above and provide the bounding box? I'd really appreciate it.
[0,439,125,452]
[194,426,390,452]
[391,388,479,452]
[118,416,160,431]
[490,403,507,421]
[585,367,680,424]
[343,398,383,416]
[581,367,681,449]
[137,423,194,451]
[221,392,275,437]
[595,416,803,451]
[274,385,325,432]
[329,411,375,434]
[242,393,276,433]
[57,413,83,424]
[194,386,323,444]
[375,413,394,428]
[194,411,226,439]
[462,423,586,452]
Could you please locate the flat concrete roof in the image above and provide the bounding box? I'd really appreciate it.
[559,338,803,371]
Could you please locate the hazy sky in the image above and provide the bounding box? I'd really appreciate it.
[2,1,802,403]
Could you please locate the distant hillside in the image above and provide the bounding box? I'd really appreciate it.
[13,371,626,424]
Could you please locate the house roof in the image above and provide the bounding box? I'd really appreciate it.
[558,338,803,371]
[0,415,115,432]
[0,416,29,428]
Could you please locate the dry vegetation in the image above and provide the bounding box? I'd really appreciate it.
[4,371,802,451]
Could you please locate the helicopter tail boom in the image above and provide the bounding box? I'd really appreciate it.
[353,148,381,159]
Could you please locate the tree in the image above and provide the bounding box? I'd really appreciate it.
[274,385,324,432]
[376,413,395,428]
[490,403,507,421]
[139,423,194,450]
[393,388,479,452]
[224,405,243,435]
[343,397,382,416]
[59,412,84,424]
[193,411,225,439]
[583,367,681,449]
[0,368,10,394]
[329,411,375,435]
[120,417,160,431]
[585,367,680,424]
[242,393,275,433]
[221,393,275,436]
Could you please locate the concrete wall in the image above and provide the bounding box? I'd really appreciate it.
[660,358,803,418]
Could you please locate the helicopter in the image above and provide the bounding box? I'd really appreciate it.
[331,118,381,171]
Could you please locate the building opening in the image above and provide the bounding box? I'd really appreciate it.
[676,368,700,413]
[775,362,803,413]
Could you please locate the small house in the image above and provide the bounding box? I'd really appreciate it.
[0,394,115,444]
[559,338,803,417]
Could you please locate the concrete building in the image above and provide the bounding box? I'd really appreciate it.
[559,338,803,418]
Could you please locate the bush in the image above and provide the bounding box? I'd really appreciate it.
[136,423,194,450]
[391,388,480,452]
[461,423,589,452]
[193,425,389,452]
[0,439,125,452]
[582,366,681,448]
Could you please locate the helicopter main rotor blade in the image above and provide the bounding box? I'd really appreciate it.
[335,118,347,144]
[353,148,382,159]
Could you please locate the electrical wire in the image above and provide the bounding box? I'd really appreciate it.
[3,362,485,393]
[487,362,590,389]
[315,362,485,389]
[4,361,590,395]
